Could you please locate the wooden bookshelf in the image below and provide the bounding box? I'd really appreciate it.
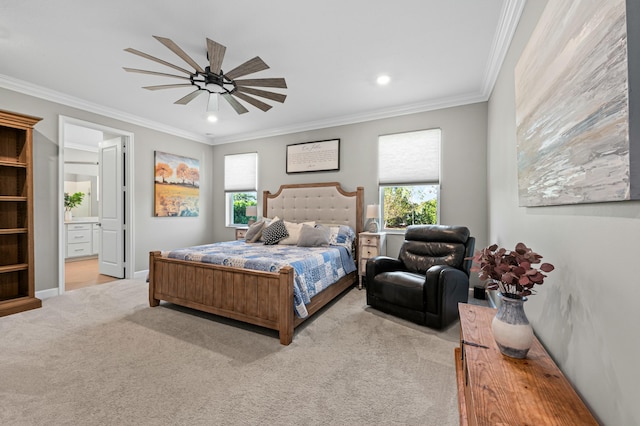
[455,303,598,425]
[0,109,42,316]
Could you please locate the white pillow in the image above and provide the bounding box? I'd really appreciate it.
[279,220,315,245]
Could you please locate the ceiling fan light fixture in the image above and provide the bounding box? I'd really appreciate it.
[207,92,219,112]
[377,75,391,85]
[207,93,219,122]
[124,36,287,115]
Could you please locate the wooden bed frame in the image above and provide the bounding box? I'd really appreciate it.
[149,182,364,345]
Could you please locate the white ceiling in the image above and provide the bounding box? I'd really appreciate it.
[0,0,524,145]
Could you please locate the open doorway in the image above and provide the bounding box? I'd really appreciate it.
[65,258,118,291]
[58,116,135,294]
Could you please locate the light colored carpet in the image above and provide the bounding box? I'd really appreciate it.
[0,279,472,425]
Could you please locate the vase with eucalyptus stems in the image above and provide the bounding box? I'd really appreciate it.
[469,242,555,358]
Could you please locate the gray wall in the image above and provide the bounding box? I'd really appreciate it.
[0,86,215,289]
[212,102,488,268]
[488,1,637,424]
[1,85,487,289]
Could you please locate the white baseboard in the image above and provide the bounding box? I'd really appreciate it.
[134,269,149,281]
[36,270,148,301]
[36,287,60,300]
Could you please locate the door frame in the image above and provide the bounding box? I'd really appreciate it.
[58,116,135,294]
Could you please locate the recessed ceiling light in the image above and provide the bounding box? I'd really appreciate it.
[207,114,218,123]
[377,75,391,85]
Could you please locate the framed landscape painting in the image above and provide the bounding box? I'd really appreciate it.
[154,151,200,217]
[515,0,639,206]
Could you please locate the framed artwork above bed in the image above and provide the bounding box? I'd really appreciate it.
[286,139,340,173]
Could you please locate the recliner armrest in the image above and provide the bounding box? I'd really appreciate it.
[424,265,469,315]
[365,256,405,282]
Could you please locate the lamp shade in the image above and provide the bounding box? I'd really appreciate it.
[245,205,258,217]
[366,204,379,219]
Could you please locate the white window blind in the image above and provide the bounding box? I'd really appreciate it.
[378,129,441,184]
[224,153,257,192]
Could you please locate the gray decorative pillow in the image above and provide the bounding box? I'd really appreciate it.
[244,220,264,243]
[262,219,289,245]
[297,224,330,247]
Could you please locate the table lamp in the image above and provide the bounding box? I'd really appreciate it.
[366,204,380,232]
[245,205,258,225]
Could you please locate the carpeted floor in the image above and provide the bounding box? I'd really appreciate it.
[0,280,483,425]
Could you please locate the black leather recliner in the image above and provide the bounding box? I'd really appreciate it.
[365,225,475,329]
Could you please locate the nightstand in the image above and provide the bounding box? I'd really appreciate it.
[235,227,248,240]
[358,232,386,289]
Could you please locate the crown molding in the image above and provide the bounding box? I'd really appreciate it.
[210,91,489,145]
[0,74,209,144]
[481,0,526,97]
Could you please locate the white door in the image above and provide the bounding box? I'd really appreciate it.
[98,137,125,278]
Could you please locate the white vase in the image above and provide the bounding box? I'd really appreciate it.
[64,210,72,222]
[491,292,534,359]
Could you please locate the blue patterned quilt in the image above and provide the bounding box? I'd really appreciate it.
[162,241,357,318]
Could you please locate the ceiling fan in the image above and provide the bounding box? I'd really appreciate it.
[123,36,287,115]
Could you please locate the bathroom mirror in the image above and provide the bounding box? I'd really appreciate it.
[64,146,99,219]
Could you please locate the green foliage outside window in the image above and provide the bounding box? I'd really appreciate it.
[232,192,257,224]
[382,185,438,229]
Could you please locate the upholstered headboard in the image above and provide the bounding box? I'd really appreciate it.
[263,182,364,235]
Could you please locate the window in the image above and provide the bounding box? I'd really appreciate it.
[378,129,441,230]
[224,153,258,226]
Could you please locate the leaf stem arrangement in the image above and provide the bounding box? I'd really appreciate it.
[469,242,554,298]
[64,192,85,212]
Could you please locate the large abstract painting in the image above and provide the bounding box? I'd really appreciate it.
[515,0,638,206]
[154,151,200,217]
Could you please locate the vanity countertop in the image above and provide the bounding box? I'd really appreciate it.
[64,217,99,224]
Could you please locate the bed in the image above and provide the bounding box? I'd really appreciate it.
[148,182,364,345]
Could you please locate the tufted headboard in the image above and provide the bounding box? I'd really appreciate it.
[263,182,364,237]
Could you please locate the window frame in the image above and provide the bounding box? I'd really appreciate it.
[226,191,258,227]
[224,152,258,227]
[379,184,440,232]
[377,129,441,232]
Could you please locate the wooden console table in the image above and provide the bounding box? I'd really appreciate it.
[455,303,598,425]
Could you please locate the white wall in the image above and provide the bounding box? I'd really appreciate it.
[212,102,488,270]
[487,1,638,424]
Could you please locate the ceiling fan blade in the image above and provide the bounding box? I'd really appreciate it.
[236,86,286,103]
[123,67,191,80]
[174,89,206,105]
[206,38,226,74]
[235,78,287,89]
[143,84,193,91]
[124,48,192,75]
[153,35,205,74]
[225,57,269,80]
[221,93,249,114]
[232,92,272,112]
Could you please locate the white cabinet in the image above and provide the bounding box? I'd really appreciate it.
[65,222,99,258]
[235,227,248,240]
[358,232,386,289]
